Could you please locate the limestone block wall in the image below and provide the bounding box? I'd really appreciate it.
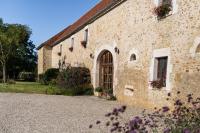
[38,46,52,74]
[38,48,44,74]
[41,0,200,108]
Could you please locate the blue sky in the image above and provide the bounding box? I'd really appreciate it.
[0,0,100,47]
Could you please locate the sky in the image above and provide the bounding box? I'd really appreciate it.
[0,0,100,47]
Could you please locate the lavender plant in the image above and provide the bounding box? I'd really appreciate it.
[90,92,200,133]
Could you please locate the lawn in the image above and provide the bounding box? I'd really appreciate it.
[0,82,64,95]
[0,82,93,96]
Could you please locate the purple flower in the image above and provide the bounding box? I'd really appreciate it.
[129,130,137,133]
[183,128,191,133]
[163,128,171,133]
[130,116,143,126]
[175,100,182,106]
[162,106,170,112]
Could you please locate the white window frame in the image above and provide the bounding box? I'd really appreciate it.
[154,0,178,14]
[149,48,172,91]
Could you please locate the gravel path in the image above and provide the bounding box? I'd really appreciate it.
[0,93,144,133]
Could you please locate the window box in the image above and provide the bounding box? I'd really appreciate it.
[150,79,165,89]
[81,40,87,48]
[154,4,172,19]
[69,47,73,52]
[57,52,61,56]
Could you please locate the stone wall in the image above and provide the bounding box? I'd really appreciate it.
[38,46,52,74]
[39,0,200,108]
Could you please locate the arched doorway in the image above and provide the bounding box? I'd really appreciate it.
[99,50,113,89]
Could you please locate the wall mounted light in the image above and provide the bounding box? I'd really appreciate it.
[90,53,94,59]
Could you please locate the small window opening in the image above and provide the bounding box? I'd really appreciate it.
[130,54,136,61]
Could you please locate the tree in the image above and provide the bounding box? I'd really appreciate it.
[0,19,31,82]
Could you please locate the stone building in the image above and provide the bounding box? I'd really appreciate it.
[37,0,200,108]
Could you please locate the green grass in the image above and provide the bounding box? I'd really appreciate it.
[0,82,63,95]
[0,82,94,96]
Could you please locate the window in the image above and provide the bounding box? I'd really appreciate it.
[156,57,168,87]
[130,54,136,61]
[84,29,88,42]
[159,0,172,6]
[60,45,62,53]
[58,45,62,56]
[71,37,74,47]
[196,44,200,53]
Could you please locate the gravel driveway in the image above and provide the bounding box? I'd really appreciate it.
[0,93,144,133]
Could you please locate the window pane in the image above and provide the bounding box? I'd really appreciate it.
[162,0,171,5]
[84,29,88,42]
[157,57,168,87]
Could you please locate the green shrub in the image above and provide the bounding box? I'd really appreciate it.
[56,67,91,89]
[39,68,59,85]
[44,68,59,81]
[38,73,48,85]
[18,72,35,81]
[95,87,103,92]
[65,86,94,96]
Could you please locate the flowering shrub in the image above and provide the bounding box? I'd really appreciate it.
[90,92,200,132]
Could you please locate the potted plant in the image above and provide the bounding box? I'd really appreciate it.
[103,88,116,100]
[153,3,172,19]
[81,40,87,48]
[95,87,103,97]
[69,47,73,52]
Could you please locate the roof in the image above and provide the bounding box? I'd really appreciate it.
[37,0,126,50]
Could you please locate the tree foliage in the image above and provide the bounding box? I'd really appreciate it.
[0,18,36,82]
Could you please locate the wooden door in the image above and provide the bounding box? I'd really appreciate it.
[99,51,113,89]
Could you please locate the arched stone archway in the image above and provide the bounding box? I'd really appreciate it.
[93,44,117,94]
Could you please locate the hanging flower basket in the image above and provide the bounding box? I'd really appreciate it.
[150,79,164,89]
[57,52,61,56]
[69,47,73,52]
[81,40,87,48]
[153,4,172,19]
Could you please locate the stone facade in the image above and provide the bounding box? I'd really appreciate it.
[38,0,200,108]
